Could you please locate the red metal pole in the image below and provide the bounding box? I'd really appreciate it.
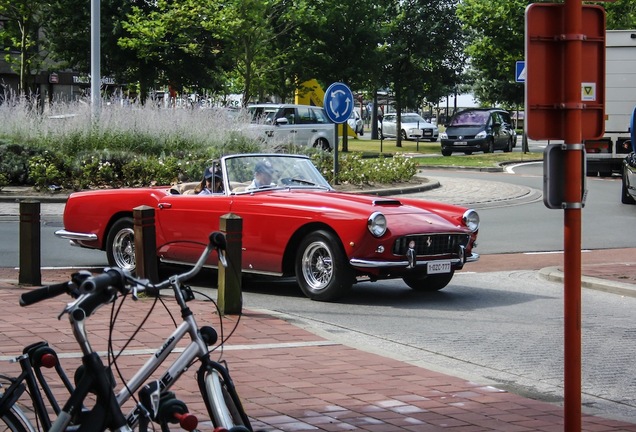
[563,0,583,430]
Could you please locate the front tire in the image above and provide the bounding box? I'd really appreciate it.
[622,173,636,204]
[106,217,136,272]
[295,230,354,301]
[204,369,250,430]
[441,148,452,157]
[484,138,494,154]
[403,271,454,292]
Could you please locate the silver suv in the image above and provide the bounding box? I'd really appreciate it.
[248,104,336,151]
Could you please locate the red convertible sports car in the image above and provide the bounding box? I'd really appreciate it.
[56,153,480,301]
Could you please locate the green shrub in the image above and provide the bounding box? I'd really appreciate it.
[0,142,40,185]
[0,101,416,189]
[28,150,73,190]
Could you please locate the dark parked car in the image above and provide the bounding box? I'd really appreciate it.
[440,108,516,156]
[621,149,636,204]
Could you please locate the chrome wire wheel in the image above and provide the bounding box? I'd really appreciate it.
[301,240,333,291]
[295,230,354,301]
[112,228,135,270]
[106,217,136,272]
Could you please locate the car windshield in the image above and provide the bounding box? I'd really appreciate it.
[402,115,426,124]
[223,154,333,194]
[449,111,490,127]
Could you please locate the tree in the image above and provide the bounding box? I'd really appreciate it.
[382,0,463,147]
[218,0,298,106]
[456,0,526,109]
[0,0,47,94]
[283,0,386,92]
[119,0,233,101]
[602,0,636,30]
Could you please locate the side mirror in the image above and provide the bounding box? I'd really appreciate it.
[275,117,289,126]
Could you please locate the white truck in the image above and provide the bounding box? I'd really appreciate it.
[585,29,636,176]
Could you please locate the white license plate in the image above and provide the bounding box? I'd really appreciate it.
[454,141,467,146]
[427,261,451,274]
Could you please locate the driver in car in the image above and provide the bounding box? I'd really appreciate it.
[246,161,276,189]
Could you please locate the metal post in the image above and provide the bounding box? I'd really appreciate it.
[218,213,243,315]
[563,0,583,429]
[90,0,100,120]
[133,206,159,283]
[19,201,41,286]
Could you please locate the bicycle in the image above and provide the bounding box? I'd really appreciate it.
[0,232,253,432]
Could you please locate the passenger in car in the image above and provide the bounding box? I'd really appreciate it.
[195,167,223,194]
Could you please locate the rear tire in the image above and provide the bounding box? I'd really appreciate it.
[313,138,331,151]
[106,217,136,272]
[0,407,31,432]
[504,137,513,152]
[403,271,454,292]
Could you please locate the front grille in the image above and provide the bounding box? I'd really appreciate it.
[393,234,470,257]
[447,134,476,139]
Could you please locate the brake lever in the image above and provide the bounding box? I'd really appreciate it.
[217,248,227,268]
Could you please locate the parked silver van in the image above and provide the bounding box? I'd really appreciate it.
[248,104,336,151]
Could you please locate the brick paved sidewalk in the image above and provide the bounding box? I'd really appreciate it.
[1,270,636,431]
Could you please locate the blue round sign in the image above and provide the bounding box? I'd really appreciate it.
[631,105,636,153]
[323,82,354,124]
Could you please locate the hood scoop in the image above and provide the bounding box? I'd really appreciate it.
[373,199,402,206]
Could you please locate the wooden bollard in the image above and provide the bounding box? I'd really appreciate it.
[217,213,243,315]
[19,200,42,286]
[133,205,159,282]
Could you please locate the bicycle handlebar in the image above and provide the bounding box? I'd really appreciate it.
[19,231,227,306]
[20,281,72,306]
[80,268,126,294]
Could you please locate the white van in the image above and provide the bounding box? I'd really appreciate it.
[248,104,336,151]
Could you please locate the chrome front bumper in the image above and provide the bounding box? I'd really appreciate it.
[350,252,479,269]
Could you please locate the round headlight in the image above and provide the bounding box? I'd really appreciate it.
[367,212,387,237]
[462,209,480,232]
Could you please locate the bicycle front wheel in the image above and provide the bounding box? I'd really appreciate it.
[203,369,251,431]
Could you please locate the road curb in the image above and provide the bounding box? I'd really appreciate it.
[538,266,636,298]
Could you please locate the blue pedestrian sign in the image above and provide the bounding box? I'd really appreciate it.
[324,82,354,124]
[515,61,526,83]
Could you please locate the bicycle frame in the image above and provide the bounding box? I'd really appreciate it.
[119,302,211,426]
[10,232,251,432]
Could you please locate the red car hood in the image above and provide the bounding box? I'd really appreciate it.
[250,189,467,232]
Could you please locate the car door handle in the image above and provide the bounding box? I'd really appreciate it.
[158,203,172,209]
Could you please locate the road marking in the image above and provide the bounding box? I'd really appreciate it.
[505,161,542,174]
[0,340,340,362]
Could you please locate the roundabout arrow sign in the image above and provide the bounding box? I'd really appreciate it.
[324,82,354,124]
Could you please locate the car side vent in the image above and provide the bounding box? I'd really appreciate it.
[373,199,401,206]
